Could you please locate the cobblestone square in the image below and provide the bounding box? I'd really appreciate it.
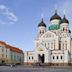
[0,65,72,72]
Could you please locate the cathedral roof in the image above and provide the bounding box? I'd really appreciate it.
[60,15,69,24]
[50,10,61,21]
[0,41,23,54]
[6,45,23,54]
[0,41,6,45]
[38,18,46,27]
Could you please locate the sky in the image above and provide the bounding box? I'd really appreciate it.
[0,0,72,51]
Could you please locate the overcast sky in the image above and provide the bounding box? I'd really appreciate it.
[0,0,72,51]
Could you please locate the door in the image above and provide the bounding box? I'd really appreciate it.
[38,54,44,63]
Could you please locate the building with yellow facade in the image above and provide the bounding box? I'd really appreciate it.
[0,41,24,64]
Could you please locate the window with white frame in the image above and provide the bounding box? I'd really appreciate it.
[53,56,55,60]
[29,56,30,60]
[57,56,58,59]
[61,56,62,60]
[32,56,33,60]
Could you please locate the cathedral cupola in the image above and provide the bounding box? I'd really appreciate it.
[48,9,61,31]
[60,12,69,33]
[60,15,69,24]
[38,18,46,38]
[50,10,61,21]
[38,18,46,27]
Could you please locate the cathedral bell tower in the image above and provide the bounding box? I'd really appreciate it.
[38,18,46,38]
[60,14,71,35]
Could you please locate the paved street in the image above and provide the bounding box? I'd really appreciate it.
[0,65,72,72]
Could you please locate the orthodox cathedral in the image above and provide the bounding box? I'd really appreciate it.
[24,9,72,66]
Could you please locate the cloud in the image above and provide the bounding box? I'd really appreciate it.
[0,19,14,25]
[0,4,18,24]
[7,12,18,22]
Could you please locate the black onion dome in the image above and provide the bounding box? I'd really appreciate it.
[60,15,69,24]
[50,11,61,21]
[38,18,46,27]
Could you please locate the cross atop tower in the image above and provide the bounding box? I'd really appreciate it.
[55,4,57,14]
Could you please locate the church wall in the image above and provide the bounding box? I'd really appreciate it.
[35,49,45,63]
[51,50,64,63]
[24,51,34,64]
[64,50,69,63]
[45,49,51,63]
[60,23,69,31]
[70,40,72,63]
[61,37,71,51]
[51,54,64,63]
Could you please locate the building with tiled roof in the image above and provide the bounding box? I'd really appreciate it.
[0,41,24,64]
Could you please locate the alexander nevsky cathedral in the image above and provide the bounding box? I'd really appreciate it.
[24,9,72,66]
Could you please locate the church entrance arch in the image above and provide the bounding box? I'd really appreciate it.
[38,54,44,63]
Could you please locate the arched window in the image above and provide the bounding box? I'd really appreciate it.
[59,41,61,50]
[53,56,54,60]
[40,31,41,34]
[63,43,64,50]
[61,56,62,59]
[29,56,30,60]
[32,56,33,60]
[57,56,58,59]
[63,28,64,31]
